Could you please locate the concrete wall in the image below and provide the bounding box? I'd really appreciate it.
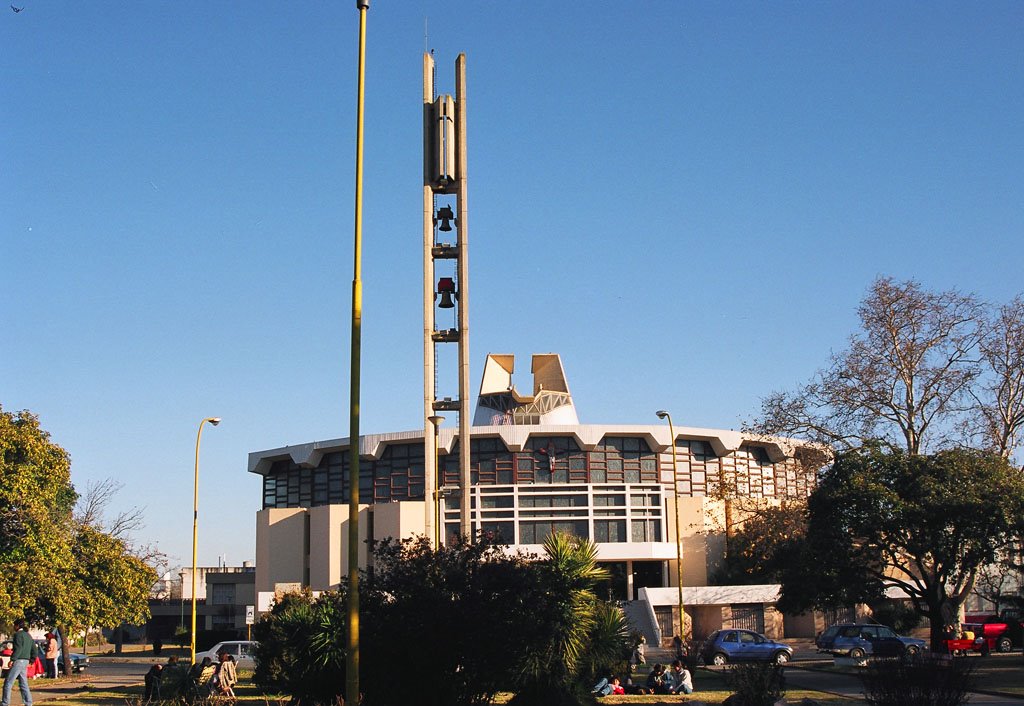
[691,605,724,639]
[309,504,346,590]
[258,502,428,596]
[372,500,427,546]
[255,508,306,594]
[338,505,371,580]
[783,611,819,639]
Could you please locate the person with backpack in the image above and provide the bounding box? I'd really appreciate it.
[1,619,38,706]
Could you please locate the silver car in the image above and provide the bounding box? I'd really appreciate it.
[194,640,258,669]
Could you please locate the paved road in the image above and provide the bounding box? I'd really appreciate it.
[783,663,1024,705]
[18,660,149,704]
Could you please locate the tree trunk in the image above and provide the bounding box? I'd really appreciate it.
[114,625,124,655]
[929,601,954,654]
[57,626,73,678]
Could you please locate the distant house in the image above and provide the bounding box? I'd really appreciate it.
[147,564,255,644]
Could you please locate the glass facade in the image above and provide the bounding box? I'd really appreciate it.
[442,483,663,545]
[260,433,813,516]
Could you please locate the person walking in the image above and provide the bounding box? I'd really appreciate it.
[1,619,37,706]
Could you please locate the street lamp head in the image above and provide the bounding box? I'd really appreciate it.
[209,417,222,426]
[428,415,445,427]
[656,410,669,420]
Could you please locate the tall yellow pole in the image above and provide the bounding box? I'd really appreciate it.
[347,2,369,703]
[191,416,220,665]
[657,410,686,640]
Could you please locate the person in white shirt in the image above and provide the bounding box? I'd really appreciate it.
[667,659,693,695]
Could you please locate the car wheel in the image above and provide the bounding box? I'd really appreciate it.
[712,653,728,666]
[997,637,1013,653]
[905,645,919,657]
[849,648,866,660]
[773,651,790,665]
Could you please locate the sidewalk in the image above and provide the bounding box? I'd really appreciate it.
[6,671,143,704]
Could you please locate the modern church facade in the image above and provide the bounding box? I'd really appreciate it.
[249,354,825,642]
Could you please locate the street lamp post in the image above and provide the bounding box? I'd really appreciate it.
[656,410,686,641]
[347,3,370,704]
[428,415,445,547]
[191,416,221,665]
[179,571,185,630]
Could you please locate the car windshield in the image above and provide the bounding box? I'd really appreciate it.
[877,627,896,638]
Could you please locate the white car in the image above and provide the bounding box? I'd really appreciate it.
[194,640,257,669]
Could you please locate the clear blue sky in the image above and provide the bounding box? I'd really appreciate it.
[3,2,1022,569]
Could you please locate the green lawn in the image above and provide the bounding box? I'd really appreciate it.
[43,657,1024,706]
[35,671,863,706]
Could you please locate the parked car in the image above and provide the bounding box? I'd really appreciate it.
[58,652,90,674]
[816,623,926,659]
[700,629,792,665]
[963,613,1024,652]
[195,640,258,669]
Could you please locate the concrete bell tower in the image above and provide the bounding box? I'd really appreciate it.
[423,52,471,544]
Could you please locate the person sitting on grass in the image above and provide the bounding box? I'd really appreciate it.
[143,664,162,702]
[591,675,624,696]
[646,663,668,694]
[188,657,217,695]
[667,659,693,695]
[212,652,237,698]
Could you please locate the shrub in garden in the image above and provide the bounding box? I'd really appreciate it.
[251,533,630,706]
[858,656,973,706]
[252,589,347,706]
[725,661,786,706]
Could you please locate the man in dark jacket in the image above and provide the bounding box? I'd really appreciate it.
[1,619,36,706]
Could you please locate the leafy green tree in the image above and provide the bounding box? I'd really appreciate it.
[1,406,157,671]
[711,503,807,586]
[0,407,77,627]
[779,446,1024,651]
[361,535,551,706]
[67,525,156,633]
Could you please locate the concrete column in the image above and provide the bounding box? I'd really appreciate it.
[422,52,436,545]
[455,53,472,540]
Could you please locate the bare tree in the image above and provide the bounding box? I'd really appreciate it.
[970,296,1024,459]
[752,277,984,454]
[72,478,167,654]
[75,478,144,537]
[75,478,168,566]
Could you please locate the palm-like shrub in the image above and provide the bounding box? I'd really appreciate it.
[252,589,348,706]
[510,532,630,706]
